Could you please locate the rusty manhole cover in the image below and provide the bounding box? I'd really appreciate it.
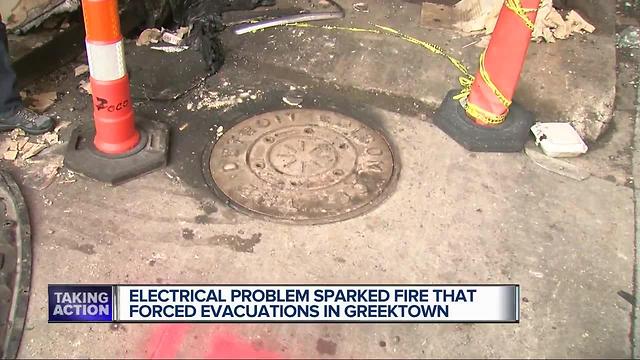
[208,109,396,224]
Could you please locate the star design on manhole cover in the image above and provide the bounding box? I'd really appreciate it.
[271,137,337,177]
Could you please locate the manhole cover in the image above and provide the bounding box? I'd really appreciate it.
[208,109,397,224]
[0,171,31,359]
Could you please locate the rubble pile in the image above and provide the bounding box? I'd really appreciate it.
[139,0,276,73]
[430,0,596,42]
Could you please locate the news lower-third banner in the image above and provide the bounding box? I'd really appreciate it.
[48,284,519,323]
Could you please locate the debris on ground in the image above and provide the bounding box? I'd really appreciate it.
[282,90,304,107]
[353,2,369,13]
[21,154,65,190]
[0,126,71,188]
[176,26,191,40]
[1,126,65,166]
[282,86,306,107]
[137,27,190,47]
[21,143,48,160]
[284,85,308,107]
[420,0,595,43]
[565,10,595,33]
[162,27,190,45]
[140,0,276,73]
[444,0,502,34]
[617,26,640,49]
[25,91,58,113]
[136,28,163,46]
[162,31,183,45]
[470,35,490,49]
[3,150,18,161]
[150,45,189,53]
[73,64,89,77]
[282,96,303,106]
[1,129,26,161]
[54,121,71,133]
[190,88,263,111]
[41,132,60,145]
[530,122,588,158]
[42,196,53,206]
[164,170,182,185]
[57,168,76,185]
[78,80,92,95]
[6,0,80,34]
[532,2,596,43]
[194,92,239,110]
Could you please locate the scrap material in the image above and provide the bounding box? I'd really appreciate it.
[420,0,595,42]
[78,79,92,94]
[150,46,189,53]
[73,64,89,77]
[4,0,80,33]
[2,125,64,165]
[26,91,57,113]
[136,28,162,46]
[141,0,277,74]
[532,1,595,42]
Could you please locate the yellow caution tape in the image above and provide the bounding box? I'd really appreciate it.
[276,0,538,125]
[371,24,474,79]
[505,0,538,31]
[285,22,475,97]
[456,0,538,124]
[456,49,512,125]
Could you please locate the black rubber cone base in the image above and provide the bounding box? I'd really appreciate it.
[434,89,535,152]
[64,119,169,185]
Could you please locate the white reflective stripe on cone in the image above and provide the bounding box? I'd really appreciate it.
[86,40,126,81]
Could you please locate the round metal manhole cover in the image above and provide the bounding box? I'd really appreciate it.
[208,109,397,224]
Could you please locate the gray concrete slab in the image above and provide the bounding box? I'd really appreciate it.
[14,100,635,358]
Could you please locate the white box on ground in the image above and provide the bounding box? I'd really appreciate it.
[530,122,588,158]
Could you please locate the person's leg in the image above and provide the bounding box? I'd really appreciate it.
[0,22,21,115]
[0,21,54,134]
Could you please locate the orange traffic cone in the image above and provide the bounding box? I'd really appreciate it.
[65,0,169,184]
[435,0,541,152]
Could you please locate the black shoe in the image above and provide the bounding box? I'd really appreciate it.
[0,107,55,135]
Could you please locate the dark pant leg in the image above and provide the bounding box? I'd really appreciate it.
[0,23,21,115]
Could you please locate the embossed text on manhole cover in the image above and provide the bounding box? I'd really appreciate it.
[209,109,396,224]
